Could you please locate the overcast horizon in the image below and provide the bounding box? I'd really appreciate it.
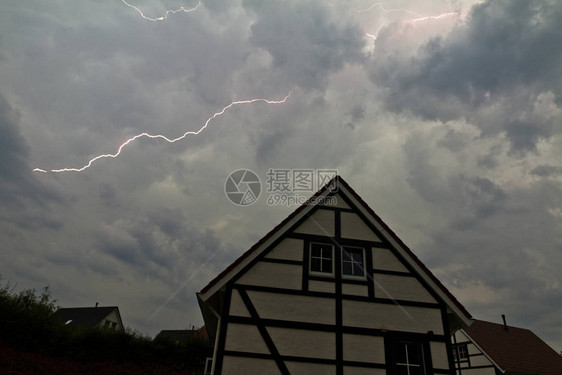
[1,0,561,351]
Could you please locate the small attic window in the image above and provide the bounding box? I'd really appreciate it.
[342,247,366,279]
[65,320,73,325]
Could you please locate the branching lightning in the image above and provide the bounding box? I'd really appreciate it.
[121,0,202,21]
[33,92,292,174]
[355,2,423,16]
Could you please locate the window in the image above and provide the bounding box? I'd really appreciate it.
[342,247,365,278]
[453,343,468,362]
[386,334,429,375]
[310,243,333,275]
[395,341,425,375]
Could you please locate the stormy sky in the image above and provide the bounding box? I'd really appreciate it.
[1,0,561,349]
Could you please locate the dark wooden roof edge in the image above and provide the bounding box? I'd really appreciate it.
[199,176,471,321]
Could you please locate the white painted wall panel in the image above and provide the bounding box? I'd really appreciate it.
[264,238,303,261]
[268,327,335,359]
[228,289,250,317]
[224,323,269,354]
[309,279,335,293]
[340,212,381,241]
[343,367,386,375]
[458,367,496,375]
[373,274,436,303]
[237,262,301,290]
[322,193,350,209]
[342,283,368,297]
[372,248,410,273]
[221,356,280,375]
[286,361,336,375]
[430,341,449,370]
[293,209,335,236]
[248,291,335,324]
[342,334,385,363]
[468,354,495,367]
[342,300,443,334]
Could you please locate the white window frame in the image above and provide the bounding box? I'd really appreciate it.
[309,243,335,277]
[341,246,367,280]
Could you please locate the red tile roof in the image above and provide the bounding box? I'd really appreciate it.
[465,320,562,375]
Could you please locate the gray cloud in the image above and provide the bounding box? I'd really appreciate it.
[0,93,61,228]
[369,0,562,154]
[245,0,366,91]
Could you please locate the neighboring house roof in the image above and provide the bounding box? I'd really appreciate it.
[464,320,562,375]
[52,306,123,329]
[155,329,196,343]
[198,176,472,339]
[155,326,209,343]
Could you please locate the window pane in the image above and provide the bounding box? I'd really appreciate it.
[395,366,409,375]
[322,259,332,273]
[311,258,321,272]
[342,262,352,275]
[407,343,422,364]
[396,343,408,363]
[352,251,363,262]
[311,244,322,257]
[322,248,332,259]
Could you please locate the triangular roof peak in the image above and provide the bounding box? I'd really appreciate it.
[198,176,471,327]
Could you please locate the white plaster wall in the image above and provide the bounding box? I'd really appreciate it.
[372,248,410,273]
[224,323,269,354]
[343,367,386,375]
[309,279,335,293]
[342,334,385,363]
[373,274,436,303]
[97,310,122,330]
[228,290,250,317]
[247,291,335,324]
[237,262,301,290]
[322,193,350,209]
[468,354,495,367]
[340,212,381,241]
[268,327,335,359]
[221,356,280,375]
[264,238,303,261]
[342,300,443,334]
[430,341,450,370]
[285,361,336,375]
[342,283,368,297]
[458,367,497,375]
[293,209,335,236]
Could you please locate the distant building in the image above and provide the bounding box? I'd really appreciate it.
[197,176,473,374]
[453,319,562,375]
[155,326,208,344]
[52,306,124,331]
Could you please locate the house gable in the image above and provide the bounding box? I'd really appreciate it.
[198,177,471,374]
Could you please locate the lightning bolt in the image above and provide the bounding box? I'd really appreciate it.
[410,12,458,23]
[33,92,292,174]
[355,2,423,17]
[121,0,202,21]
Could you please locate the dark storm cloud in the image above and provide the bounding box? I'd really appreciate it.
[370,0,562,154]
[245,0,366,90]
[97,209,224,273]
[0,93,61,228]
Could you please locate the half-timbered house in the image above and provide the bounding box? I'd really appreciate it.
[197,176,473,374]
